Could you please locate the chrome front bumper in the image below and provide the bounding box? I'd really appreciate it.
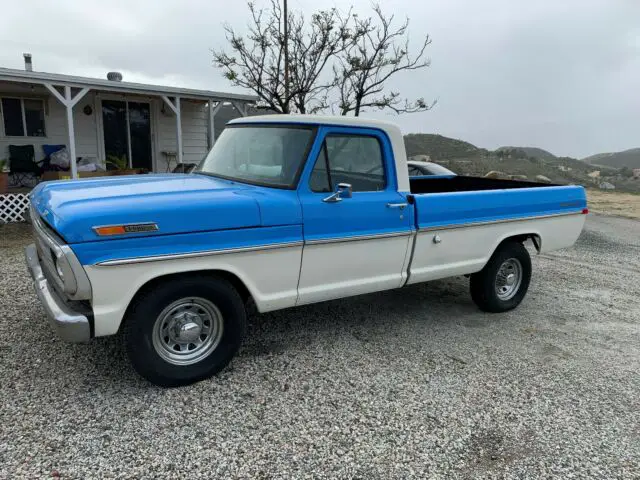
[25,244,91,343]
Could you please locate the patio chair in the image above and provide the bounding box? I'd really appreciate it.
[8,145,42,187]
[42,144,67,172]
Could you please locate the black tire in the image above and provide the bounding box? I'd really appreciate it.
[470,241,532,313]
[123,275,246,387]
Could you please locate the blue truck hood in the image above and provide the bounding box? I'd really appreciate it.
[30,174,299,243]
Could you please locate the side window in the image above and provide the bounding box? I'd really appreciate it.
[310,134,386,192]
[309,144,331,192]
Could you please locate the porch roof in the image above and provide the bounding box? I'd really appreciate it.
[0,67,257,103]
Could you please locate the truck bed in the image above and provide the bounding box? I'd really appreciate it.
[409,175,558,194]
[405,176,588,285]
[409,176,586,231]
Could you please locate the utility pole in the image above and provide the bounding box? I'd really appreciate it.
[283,0,289,112]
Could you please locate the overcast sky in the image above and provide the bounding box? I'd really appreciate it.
[1,0,638,158]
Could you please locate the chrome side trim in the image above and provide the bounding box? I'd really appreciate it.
[95,240,304,266]
[96,231,411,266]
[305,231,411,246]
[418,210,584,232]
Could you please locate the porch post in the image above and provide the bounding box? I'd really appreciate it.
[231,101,248,117]
[161,95,183,165]
[175,96,183,165]
[208,100,223,149]
[44,84,89,179]
[64,88,78,179]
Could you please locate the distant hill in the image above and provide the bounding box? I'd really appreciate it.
[496,146,556,160]
[582,148,640,169]
[403,133,481,159]
[402,131,640,193]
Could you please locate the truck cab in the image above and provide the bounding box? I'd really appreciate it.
[26,115,587,386]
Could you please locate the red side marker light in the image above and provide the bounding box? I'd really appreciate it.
[582,208,589,215]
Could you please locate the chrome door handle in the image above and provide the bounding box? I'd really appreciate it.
[386,202,408,210]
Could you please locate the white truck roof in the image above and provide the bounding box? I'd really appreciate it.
[230,114,411,192]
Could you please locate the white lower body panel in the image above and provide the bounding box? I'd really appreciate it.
[407,213,586,284]
[85,245,303,337]
[296,234,412,306]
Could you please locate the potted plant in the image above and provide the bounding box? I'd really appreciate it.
[0,159,9,194]
[106,154,141,176]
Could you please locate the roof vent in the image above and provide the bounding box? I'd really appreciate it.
[23,53,33,72]
[107,71,123,82]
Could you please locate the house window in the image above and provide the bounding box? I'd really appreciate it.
[1,97,46,137]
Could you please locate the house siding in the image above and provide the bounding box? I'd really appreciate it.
[157,99,209,170]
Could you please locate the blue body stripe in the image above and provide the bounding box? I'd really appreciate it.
[72,225,302,265]
[414,185,586,230]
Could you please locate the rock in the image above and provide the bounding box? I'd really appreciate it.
[535,175,552,184]
[485,171,510,180]
[509,174,528,181]
[599,181,615,190]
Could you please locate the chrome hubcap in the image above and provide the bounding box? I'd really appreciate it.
[152,297,223,366]
[495,258,522,301]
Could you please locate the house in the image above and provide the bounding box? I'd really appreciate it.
[0,54,257,179]
[633,168,640,179]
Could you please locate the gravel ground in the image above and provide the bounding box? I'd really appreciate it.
[0,214,639,479]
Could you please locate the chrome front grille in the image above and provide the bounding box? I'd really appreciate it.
[30,206,67,298]
[28,204,92,301]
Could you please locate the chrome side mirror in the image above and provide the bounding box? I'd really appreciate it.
[323,183,352,203]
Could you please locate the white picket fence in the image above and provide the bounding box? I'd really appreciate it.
[0,193,30,223]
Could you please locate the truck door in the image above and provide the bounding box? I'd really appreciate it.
[297,126,414,305]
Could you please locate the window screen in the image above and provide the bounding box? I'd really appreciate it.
[310,134,386,192]
[24,99,46,137]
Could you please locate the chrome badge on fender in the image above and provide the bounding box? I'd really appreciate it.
[93,223,159,236]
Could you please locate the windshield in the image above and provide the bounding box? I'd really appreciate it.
[195,125,315,188]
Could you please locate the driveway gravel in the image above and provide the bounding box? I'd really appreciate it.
[0,214,639,479]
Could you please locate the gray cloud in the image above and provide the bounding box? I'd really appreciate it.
[1,0,638,158]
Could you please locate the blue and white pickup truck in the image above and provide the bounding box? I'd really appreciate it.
[25,115,587,386]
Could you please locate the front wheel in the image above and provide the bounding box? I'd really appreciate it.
[123,275,246,387]
[470,241,532,313]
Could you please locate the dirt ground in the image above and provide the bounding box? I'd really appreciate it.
[587,189,640,219]
[1,214,639,478]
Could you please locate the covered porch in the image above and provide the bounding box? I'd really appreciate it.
[0,66,257,181]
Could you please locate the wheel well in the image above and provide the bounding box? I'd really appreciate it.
[498,233,541,253]
[119,270,253,333]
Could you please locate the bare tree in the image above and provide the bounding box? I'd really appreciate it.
[212,0,351,113]
[334,6,434,116]
[212,2,434,116]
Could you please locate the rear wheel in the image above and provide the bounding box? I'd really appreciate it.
[470,241,532,313]
[123,275,246,387]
